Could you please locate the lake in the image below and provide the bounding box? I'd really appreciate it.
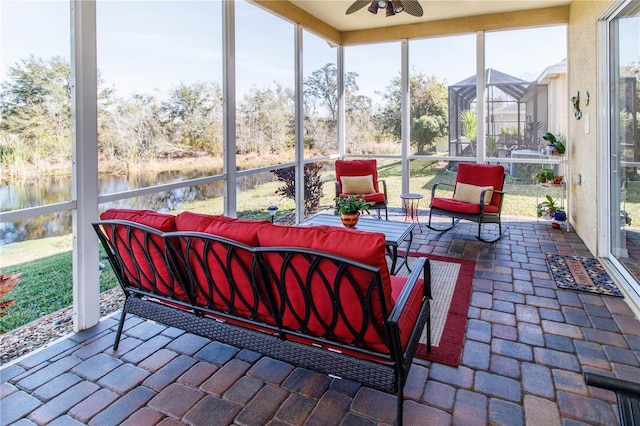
[0,168,276,245]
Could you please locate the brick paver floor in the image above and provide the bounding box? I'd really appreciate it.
[2,213,639,425]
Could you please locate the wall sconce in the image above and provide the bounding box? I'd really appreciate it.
[267,205,279,223]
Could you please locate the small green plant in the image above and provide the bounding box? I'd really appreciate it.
[334,195,374,215]
[460,109,477,155]
[486,136,499,157]
[537,195,560,217]
[542,132,566,155]
[533,167,556,184]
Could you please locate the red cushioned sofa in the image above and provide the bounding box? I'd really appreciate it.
[94,209,431,425]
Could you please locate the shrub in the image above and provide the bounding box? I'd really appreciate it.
[271,162,324,215]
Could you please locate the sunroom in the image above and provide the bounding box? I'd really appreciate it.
[1,1,639,424]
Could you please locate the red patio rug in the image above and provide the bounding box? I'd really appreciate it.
[395,253,476,367]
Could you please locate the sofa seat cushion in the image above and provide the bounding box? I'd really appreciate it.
[432,197,500,215]
[99,209,188,301]
[176,212,273,323]
[257,223,393,353]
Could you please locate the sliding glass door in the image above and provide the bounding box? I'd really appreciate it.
[608,1,640,293]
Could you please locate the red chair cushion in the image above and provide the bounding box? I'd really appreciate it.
[257,223,393,352]
[432,197,500,214]
[362,192,386,204]
[99,209,188,301]
[455,163,505,206]
[335,159,381,194]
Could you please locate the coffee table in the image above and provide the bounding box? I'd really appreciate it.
[302,214,415,275]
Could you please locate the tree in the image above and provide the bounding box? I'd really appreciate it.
[376,71,448,153]
[304,63,360,124]
[0,55,72,167]
[161,82,223,154]
[237,83,294,154]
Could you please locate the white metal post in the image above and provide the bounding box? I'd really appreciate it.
[476,31,486,163]
[337,45,345,158]
[295,25,305,224]
[223,0,237,217]
[71,0,100,331]
[401,40,410,194]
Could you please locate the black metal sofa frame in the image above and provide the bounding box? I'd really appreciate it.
[94,219,431,425]
[584,372,640,425]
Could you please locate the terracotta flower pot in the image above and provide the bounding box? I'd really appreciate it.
[340,213,360,228]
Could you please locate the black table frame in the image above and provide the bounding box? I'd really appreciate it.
[301,214,415,275]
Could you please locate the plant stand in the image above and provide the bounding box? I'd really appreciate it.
[537,181,570,231]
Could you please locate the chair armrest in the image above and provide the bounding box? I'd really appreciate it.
[430,182,455,202]
[386,258,430,360]
[378,179,388,203]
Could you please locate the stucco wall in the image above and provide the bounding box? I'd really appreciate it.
[568,1,611,254]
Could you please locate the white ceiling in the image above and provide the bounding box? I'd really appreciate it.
[288,0,571,32]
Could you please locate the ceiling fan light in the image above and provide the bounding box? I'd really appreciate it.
[392,0,404,13]
[367,1,378,14]
[385,2,395,17]
[377,0,387,8]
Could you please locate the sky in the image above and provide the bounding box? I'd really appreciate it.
[0,0,601,105]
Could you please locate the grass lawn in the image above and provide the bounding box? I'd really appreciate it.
[0,245,118,332]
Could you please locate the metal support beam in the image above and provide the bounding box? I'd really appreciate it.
[476,31,486,163]
[295,25,305,224]
[337,45,345,158]
[71,0,100,331]
[401,39,410,194]
[223,0,237,217]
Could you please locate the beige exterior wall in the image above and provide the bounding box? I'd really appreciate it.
[567,1,611,254]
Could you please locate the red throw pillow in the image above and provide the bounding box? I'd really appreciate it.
[99,209,187,301]
[257,223,393,352]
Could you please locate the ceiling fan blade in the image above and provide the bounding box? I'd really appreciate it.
[346,0,370,14]
[401,0,423,17]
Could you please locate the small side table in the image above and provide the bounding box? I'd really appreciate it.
[400,193,423,232]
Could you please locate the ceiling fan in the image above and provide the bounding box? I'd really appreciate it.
[346,0,423,17]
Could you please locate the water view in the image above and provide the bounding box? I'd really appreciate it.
[0,168,276,245]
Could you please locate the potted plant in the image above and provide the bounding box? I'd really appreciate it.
[542,132,566,155]
[534,167,555,184]
[553,207,567,222]
[334,195,374,228]
[537,195,560,218]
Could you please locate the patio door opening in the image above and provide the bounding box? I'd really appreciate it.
[606,1,640,297]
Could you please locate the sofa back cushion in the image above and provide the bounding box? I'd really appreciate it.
[175,212,273,322]
[99,209,188,301]
[175,212,266,246]
[257,223,393,353]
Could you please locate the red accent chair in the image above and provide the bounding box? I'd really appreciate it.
[427,163,507,242]
[335,159,388,220]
